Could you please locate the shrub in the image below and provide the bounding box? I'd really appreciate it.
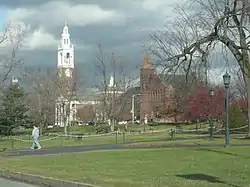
[12,127,33,136]
[229,103,247,130]
[96,125,110,134]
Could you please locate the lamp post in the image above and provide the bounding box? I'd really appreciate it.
[223,71,231,147]
[131,94,141,124]
[209,88,215,140]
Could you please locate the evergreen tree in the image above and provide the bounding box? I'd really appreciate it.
[0,84,29,135]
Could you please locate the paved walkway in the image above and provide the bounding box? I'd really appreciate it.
[3,142,250,158]
[0,177,39,186]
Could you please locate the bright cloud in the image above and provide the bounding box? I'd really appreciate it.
[23,27,57,50]
[141,0,176,11]
[6,1,127,28]
[208,68,228,85]
[3,1,127,50]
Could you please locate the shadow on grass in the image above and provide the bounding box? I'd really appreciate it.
[129,136,206,144]
[176,174,240,187]
[195,147,250,159]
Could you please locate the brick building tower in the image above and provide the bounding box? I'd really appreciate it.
[139,55,201,123]
[140,55,170,121]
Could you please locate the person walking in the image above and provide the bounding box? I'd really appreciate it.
[31,126,41,149]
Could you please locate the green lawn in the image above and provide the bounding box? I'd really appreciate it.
[44,123,209,135]
[0,133,204,150]
[0,147,249,187]
[127,137,250,147]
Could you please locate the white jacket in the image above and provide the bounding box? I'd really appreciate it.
[32,127,39,138]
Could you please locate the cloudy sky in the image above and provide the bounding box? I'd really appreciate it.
[0,0,236,87]
[0,0,179,86]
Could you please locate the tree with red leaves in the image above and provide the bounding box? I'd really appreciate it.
[186,86,226,121]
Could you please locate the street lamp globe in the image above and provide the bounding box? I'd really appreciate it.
[209,88,215,98]
[223,71,231,88]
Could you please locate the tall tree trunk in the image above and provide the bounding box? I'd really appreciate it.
[64,117,68,135]
[39,122,43,135]
[244,76,250,137]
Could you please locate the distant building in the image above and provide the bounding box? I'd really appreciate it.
[139,55,201,122]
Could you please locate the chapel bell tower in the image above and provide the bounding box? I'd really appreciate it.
[55,21,76,127]
[57,20,74,79]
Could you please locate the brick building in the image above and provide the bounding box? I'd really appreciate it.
[139,55,200,122]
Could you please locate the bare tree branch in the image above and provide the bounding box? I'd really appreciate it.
[148,0,250,135]
[94,44,139,128]
[0,22,25,88]
[21,67,56,133]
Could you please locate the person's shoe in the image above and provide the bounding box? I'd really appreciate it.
[37,147,41,149]
[30,147,34,149]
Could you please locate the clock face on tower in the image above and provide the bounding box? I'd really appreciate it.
[65,68,72,77]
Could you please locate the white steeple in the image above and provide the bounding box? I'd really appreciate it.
[57,20,74,69]
[108,76,116,87]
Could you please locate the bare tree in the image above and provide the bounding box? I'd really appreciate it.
[0,22,25,88]
[95,44,138,130]
[233,67,247,99]
[22,67,57,134]
[148,0,250,135]
[55,67,77,134]
[95,44,108,122]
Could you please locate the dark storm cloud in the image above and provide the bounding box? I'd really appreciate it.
[0,0,49,8]
[1,0,172,86]
[0,0,141,9]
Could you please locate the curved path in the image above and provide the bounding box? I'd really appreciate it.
[0,177,39,186]
[3,142,250,158]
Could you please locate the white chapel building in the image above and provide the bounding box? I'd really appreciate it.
[54,21,102,127]
[54,21,78,127]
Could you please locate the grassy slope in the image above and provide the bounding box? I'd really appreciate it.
[0,147,248,187]
[127,137,250,147]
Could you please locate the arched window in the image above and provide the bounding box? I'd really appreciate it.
[66,53,70,59]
